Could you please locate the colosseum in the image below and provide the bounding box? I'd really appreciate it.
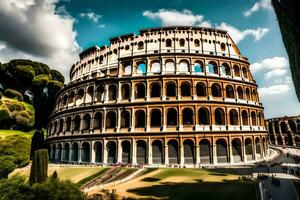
[47,26,269,166]
[267,116,300,147]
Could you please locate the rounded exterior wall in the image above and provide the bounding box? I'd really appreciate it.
[46,26,268,166]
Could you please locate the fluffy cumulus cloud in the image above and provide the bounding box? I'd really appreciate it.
[79,11,102,23]
[0,0,81,79]
[244,0,272,17]
[143,9,268,43]
[258,84,290,97]
[251,57,289,75]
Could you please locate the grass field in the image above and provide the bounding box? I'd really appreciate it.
[0,129,35,139]
[101,168,257,200]
[11,165,106,183]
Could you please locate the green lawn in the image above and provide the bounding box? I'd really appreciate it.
[112,168,257,200]
[0,129,35,139]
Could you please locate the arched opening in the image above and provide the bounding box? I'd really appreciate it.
[179,60,189,72]
[184,140,195,164]
[107,141,117,164]
[182,108,194,125]
[288,120,297,132]
[242,110,249,125]
[138,41,144,50]
[167,108,178,126]
[221,63,231,76]
[151,83,161,97]
[200,139,211,164]
[63,143,69,161]
[229,109,239,125]
[59,119,64,133]
[121,111,130,128]
[121,84,130,99]
[280,121,287,133]
[136,140,147,164]
[81,142,90,162]
[82,114,91,130]
[135,83,146,99]
[86,86,94,103]
[76,89,84,105]
[207,61,218,74]
[216,139,228,163]
[94,142,103,163]
[226,85,234,98]
[194,39,200,47]
[96,86,104,102]
[246,88,250,100]
[152,140,163,164]
[124,64,132,75]
[251,112,257,126]
[53,121,57,134]
[73,115,81,131]
[234,65,240,77]
[68,91,75,106]
[108,85,117,100]
[151,61,161,73]
[211,83,222,97]
[242,67,248,78]
[137,62,147,75]
[106,111,116,129]
[255,138,262,158]
[66,117,71,131]
[194,62,204,73]
[245,138,253,160]
[168,140,179,164]
[237,87,244,99]
[277,136,283,145]
[94,112,102,129]
[165,60,175,73]
[166,39,172,47]
[135,110,146,128]
[52,144,56,162]
[71,143,78,162]
[231,138,242,163]
[151,109,161,127]
[198,107,210,125]
[57,144,62,161]
[181,82,191,96]
[122,141,131,164]
[215,108,225,125]
[196,83,206,96]
[166,82,176,97]
[179,38,185,47]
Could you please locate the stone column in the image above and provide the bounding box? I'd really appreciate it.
[164,144,169,165]
[180,143,184,166]
[196,144,200,165]
[162,107,167,132]
[104,84,109,103]
[103,140,108,164]
[91,141,96,163]
[78,146,82,162]
[212,143,217,164]
[102,109,107,133]
[146,108,151,132]
[130,82,135,102]
[132,139,137,164]
[242,144,246,162]
[117,139,122,163]
[117,82,122,102]
[146,81,150,101]
[131,108,135,132]
[117,108,121,132]
[148,138,152,165]
[228,144,233,164]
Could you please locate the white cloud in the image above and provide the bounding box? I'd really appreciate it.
[244,0,272,17]
[79,11,102,23]
[143,9,269,43]
[143,9,205,26]
[216,23,269,43]
[0,0,80,79]
[265,69,287,79]
[251,57,289,74]
[258,84,290,97]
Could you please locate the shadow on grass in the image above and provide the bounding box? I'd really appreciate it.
[141,177,161,182]
[209,172,228,176]
[126,179,256,200]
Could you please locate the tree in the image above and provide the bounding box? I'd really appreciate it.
[30,130,45,159]
[50,69,65,84]
[29,149,48,185]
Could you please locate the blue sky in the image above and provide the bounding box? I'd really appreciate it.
[0,0,299,118]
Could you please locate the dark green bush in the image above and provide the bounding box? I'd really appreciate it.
[4,89,23,101]
[0,156,16,178]
[50,69,65,83]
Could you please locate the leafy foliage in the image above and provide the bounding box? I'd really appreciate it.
[29,149,48,185]
[0,135,31,178]
[0,175,87,200]
[50,69,65,84]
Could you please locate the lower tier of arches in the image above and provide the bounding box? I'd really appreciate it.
[269,134,300,147]
[48,134,268,166]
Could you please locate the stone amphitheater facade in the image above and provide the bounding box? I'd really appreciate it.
[266,115,300,147]
[46,26,269,166]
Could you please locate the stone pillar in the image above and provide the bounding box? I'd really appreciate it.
[196,144,200,165]
[117,139,122,163]
[78,146,82,162]
[242,144,246,162]
[131,108,135,132]
[253,139,257,161]
[212,143,217,164]
[180,144,184,166]
[91,141,96,163]
[103,140,108,164]
[148,139,152,165]
[132,139,137,164]
[146,81,150,101]
[164,144,169,165]
[68,143,71,162]
[162,107,167,132]
[102,109,107,133]
[146,108,151,132]
[104,84,109,102]
[117,82,122,102]
[228,144,233,164]
[130,82,135,101]
[117,108,121,132]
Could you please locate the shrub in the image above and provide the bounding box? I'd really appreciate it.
[4,89,23,101]
[0,156,16,178]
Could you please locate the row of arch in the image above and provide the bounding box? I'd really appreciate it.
[50,137,268,165]
[48,107,264,136]
[55,81,259,111]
